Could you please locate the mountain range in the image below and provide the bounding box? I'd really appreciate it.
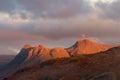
[5,46,120,80]
[7,39,113,67]
[0,39,118,80]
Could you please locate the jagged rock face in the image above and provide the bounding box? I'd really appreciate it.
[25,46,70,64]
[10,45,70,67]
[26,45,52,62]
[26,46,70,61]
[50,48,70,58]
[67,39,113,55]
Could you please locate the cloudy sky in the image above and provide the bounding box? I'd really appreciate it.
[0,0,120,55]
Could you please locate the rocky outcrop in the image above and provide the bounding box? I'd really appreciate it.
[23,44,32,49]
[26,45,52,62]
[50,48,70,58]
[67,39,113,55]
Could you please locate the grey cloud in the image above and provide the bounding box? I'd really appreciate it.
[0,0,15,12]
[0,0,120,55]
[17,15,120,41]
[0,0,31,21]
[0,0,119,49]
[96,0,120,20]
[16,0,92,19]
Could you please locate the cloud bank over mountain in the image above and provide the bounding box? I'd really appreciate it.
[0,0,119,54]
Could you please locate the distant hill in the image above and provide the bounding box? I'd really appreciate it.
[0,55,15,68]
[5,46,120,80]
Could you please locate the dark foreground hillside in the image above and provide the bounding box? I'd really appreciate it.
[5,46,120,80]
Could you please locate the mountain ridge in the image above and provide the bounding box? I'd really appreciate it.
[67,39,113,55]
[9,39,114,67]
